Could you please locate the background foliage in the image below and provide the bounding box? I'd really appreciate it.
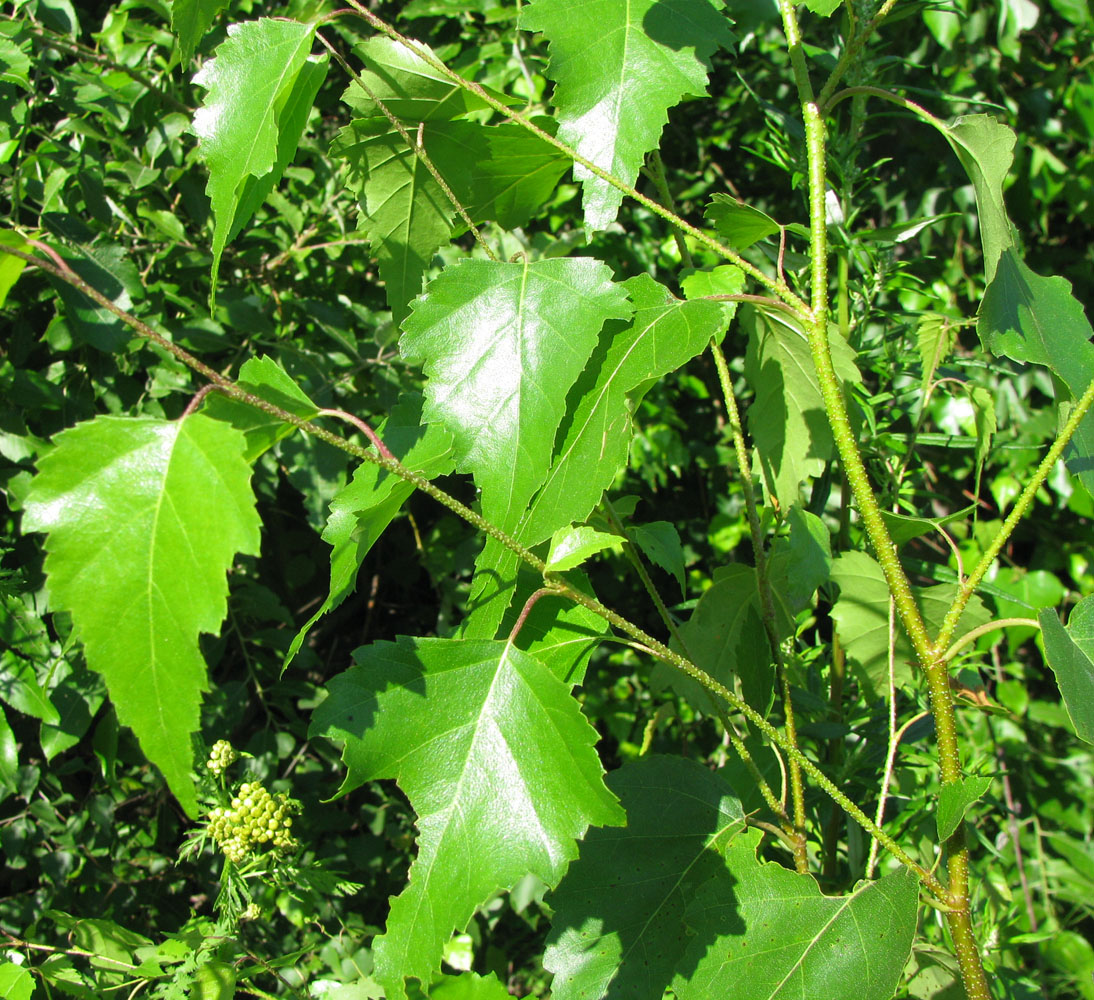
[1,0,1093,998]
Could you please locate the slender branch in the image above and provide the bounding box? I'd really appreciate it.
[316,408,395,461]
[816,0,901,109]
[709,335,807,871]
[332,1,811,316]
[934,374,1094,655]
[941,617,1040,665]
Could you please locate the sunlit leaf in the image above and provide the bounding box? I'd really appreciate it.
[1039,596,1094,744]
[22,414,260,815]
[309,637,624,1000]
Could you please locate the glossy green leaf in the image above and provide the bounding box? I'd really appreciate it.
[674,828,919,1000]
[520,0,734,230]
[978,248,1094,494]
[942,114,1018,282]
[630,521,686,597]
[744,305,862,507]
[22,414,261,816]
[401,256,631,532]
[937,774,993,840]
[878,505,975,548]
[203,355,321,461]
[332,118,456,326]
[545,755,745,1000]
[1039,596,1094,744]
[546,525,621,572]
[193,18,328,295]
[170,0,230,62]
[309,637,624,1000]
[0,962,34,1000]
[830,552,990,697]
[464,273,726,637]
[705,194,781,249]
[286,394,455,667]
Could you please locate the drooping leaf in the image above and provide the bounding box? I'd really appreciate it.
[0,229,32,307]
[916,313,955,400]
[743,305,862,508]
[21,414,261,816]
[830,552,990,697]
[520,0,735,230]
[766,505,832,615]
[0,592,59,723]
[203,355,322,461]
[401,256,631,531]
[464,272,728,637]
[1039,596,1094,744]
[171,0,231,63]
[978,248,1094,494]
[705,194,781,249]
[286,394,455,667]
[308,637,624,1000]
[937,774,994,841]
[941,114,1018,282]
[39,664,104,761]
[192,18,328,295]
[544,755,745,1000]
[878,505,975,549]
[0,705,17,793]
[50,243,144,353]
[674,828,919,1000]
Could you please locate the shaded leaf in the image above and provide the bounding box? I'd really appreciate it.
[0,229,31,306]
[767,505,832,614]
[545,755,745,1000]
[193,18,328,294]
[308,637,624,1000]
[1039,596,1094,744]
[286,394,455,667]
[630,521,686,597]
[22,414,260,816]
[429,972,512,1000]
[674,828,919,1000]
[0,705,16,793]
[521,0,734,230]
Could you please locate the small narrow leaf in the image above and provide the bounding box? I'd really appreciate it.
[22,414,261,816]
[630,521,686,597]
[309,637,624,1000]
[937,775,994,841]
[674,828,919,1000]
[1039,597,1094,744]
[520,0,734,231]
[0,705,17,792]
[0,229,32,307]
[401,257,631,531]
[544,756,746,1000]
[916,313,954,400]
[192,18,328,295]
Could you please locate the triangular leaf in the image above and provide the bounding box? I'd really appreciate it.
[674,828,919,1000]
[171,0,230,63]
[630,521,686,597]
[401,256,631,531]
[546,525,622,572]
[22,414,260,816]
[520,0,735,230]
[464,272,727,637]
[937,774,993,841]
[544,755,746,1000]
[308,637,625,1000]
[192,18,328,296]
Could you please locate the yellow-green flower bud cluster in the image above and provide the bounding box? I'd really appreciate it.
[206,740,239,776]
[207,781,299,863]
